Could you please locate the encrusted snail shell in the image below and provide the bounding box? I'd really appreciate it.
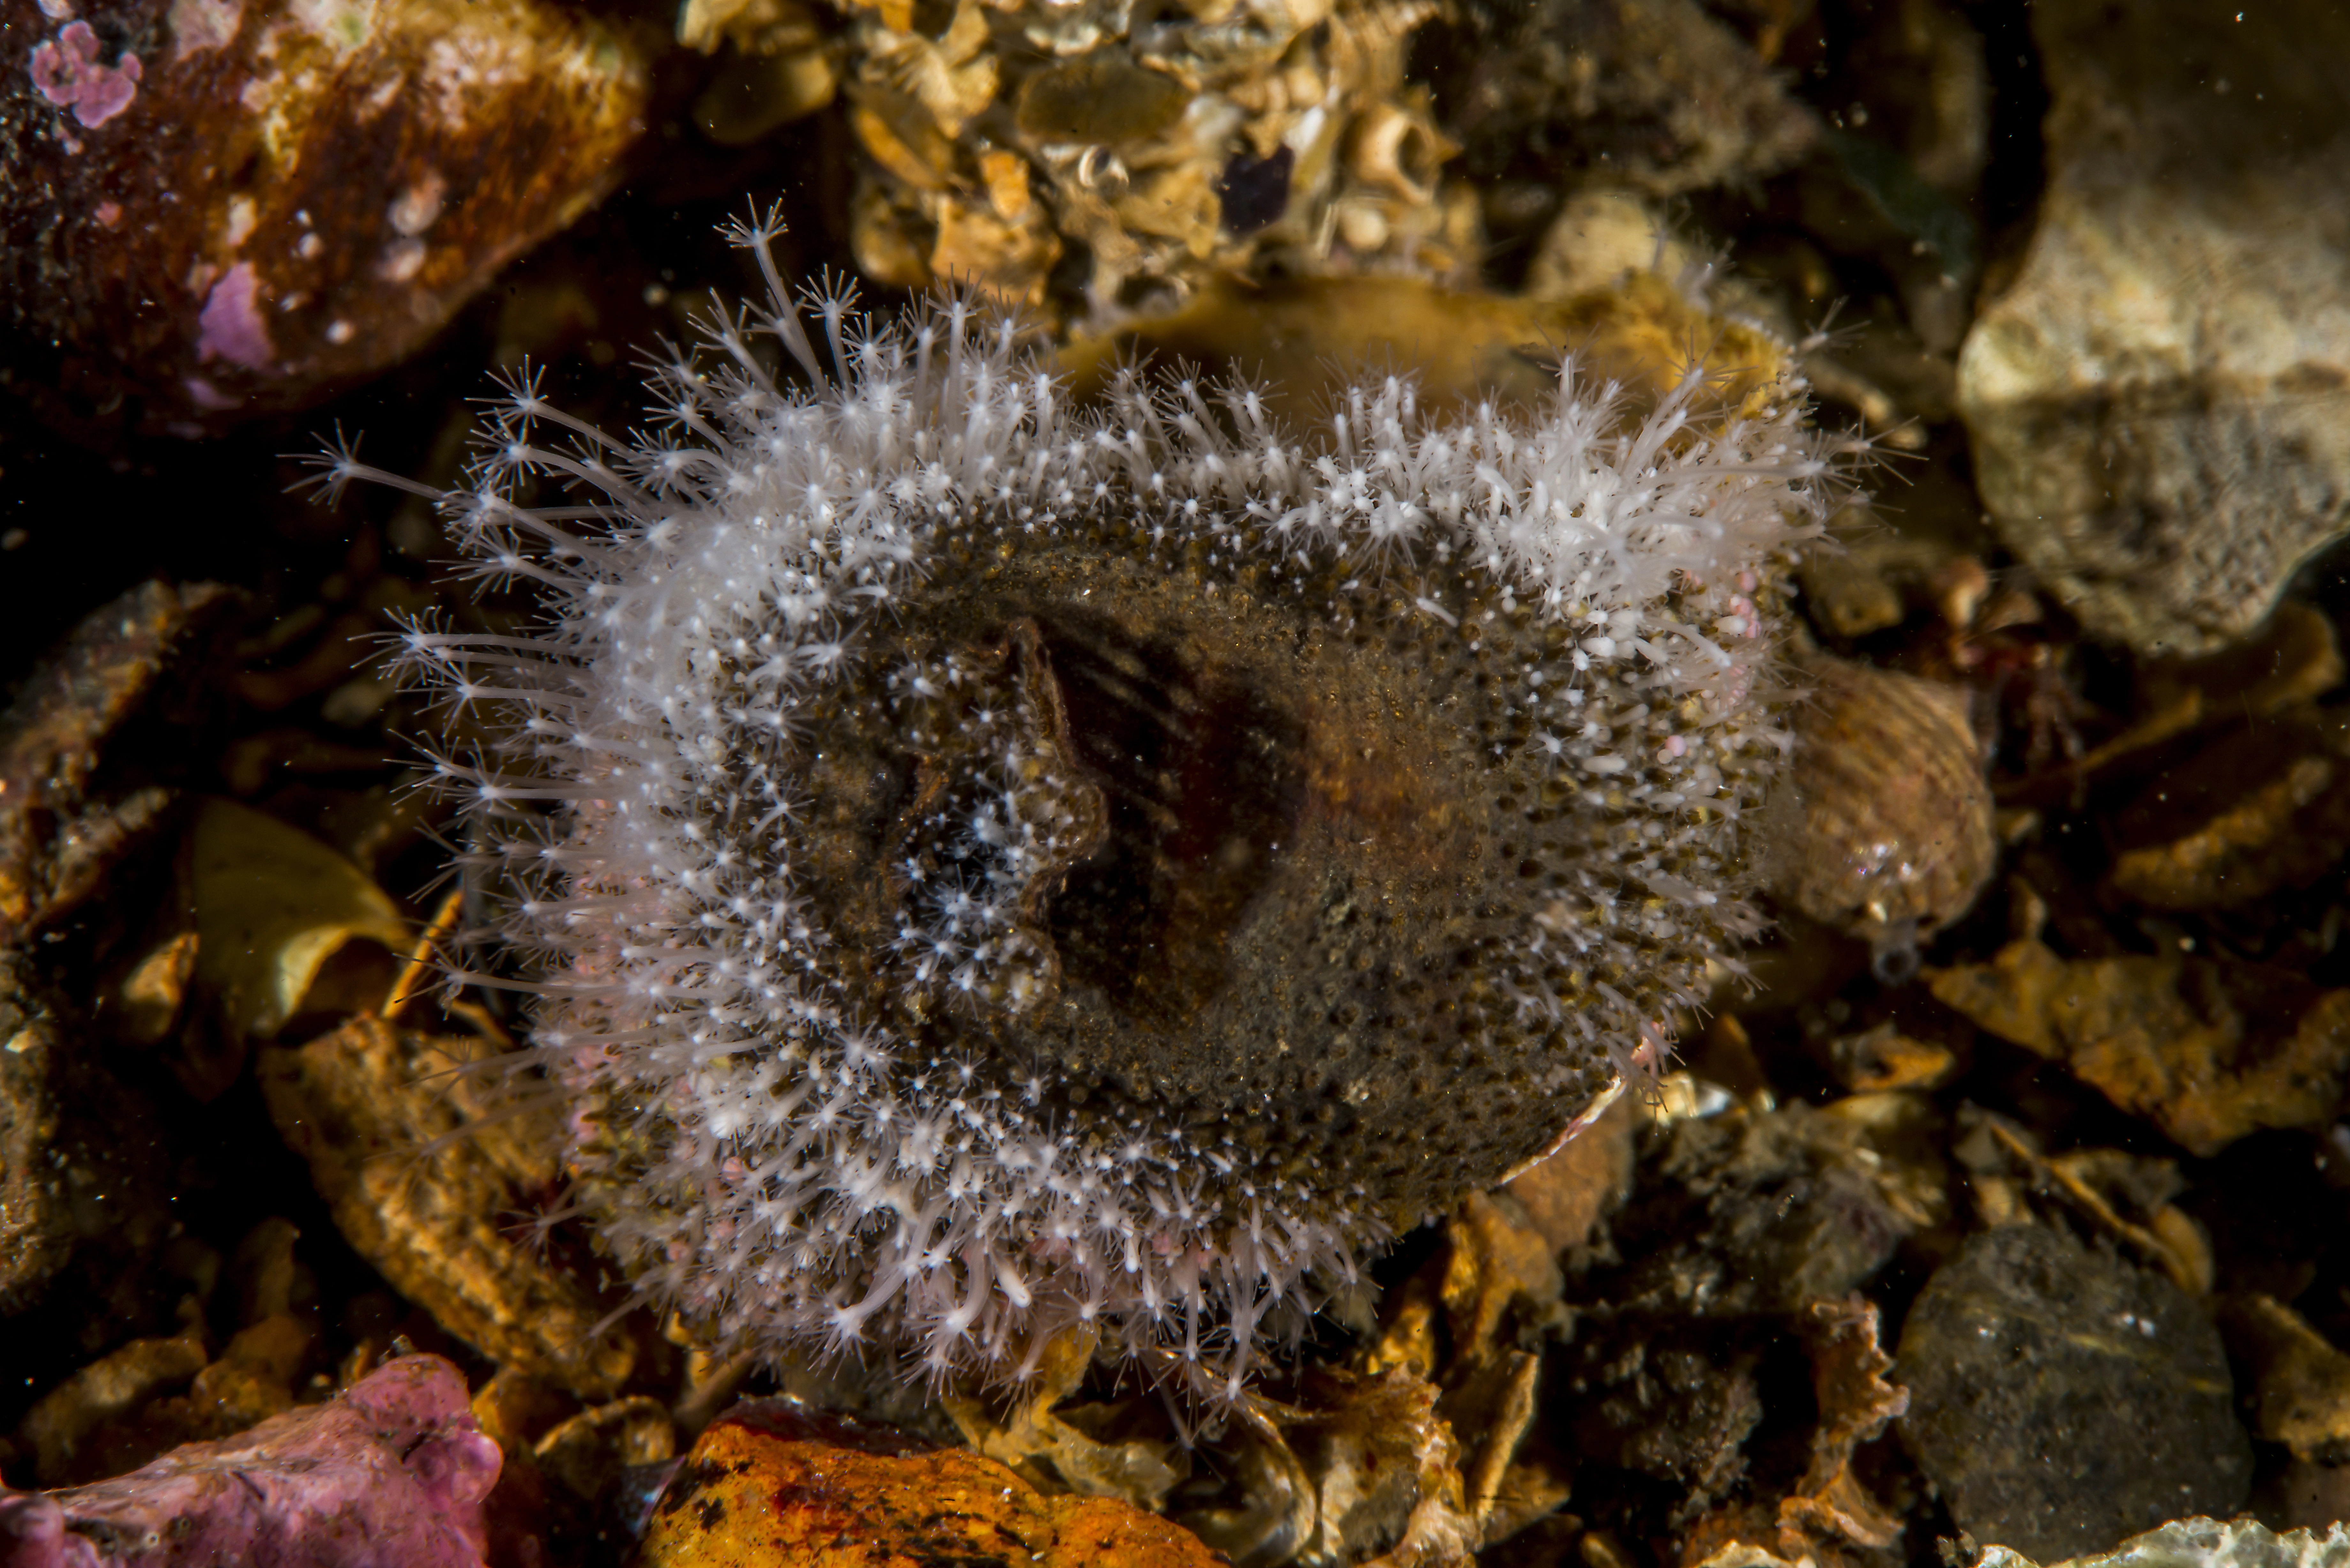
[1765,650,1997,970]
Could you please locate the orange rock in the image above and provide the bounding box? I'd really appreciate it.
[638,1402,1224,1568]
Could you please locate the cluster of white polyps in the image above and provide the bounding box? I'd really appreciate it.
[314,207,1849,1402]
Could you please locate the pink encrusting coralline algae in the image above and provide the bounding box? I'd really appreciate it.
[314,208,1856,1404]
[0,1355,499,1568]
[28,21,141,131]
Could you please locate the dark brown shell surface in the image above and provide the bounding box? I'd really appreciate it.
[762,525,1762,1232]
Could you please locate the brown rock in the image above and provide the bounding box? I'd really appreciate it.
[1825,1021,1957,1093]
[1563,1318,1765,1510]
[1778,1297,1909,1556]
[1,0,650,430]
[638,1401,1224,1568]
[1797,544,1908,641]
[258,1014,637,1398]
[939,1330,1183,1513]
[1435,1197,1571,1548]
[1182,1366,1483,1568]
[2134,601,2346,727]
[532,1396,676,1503]
[1437,0,1818,202]
[1443,1191,1566,1364]
[1929,936,2350,1157]
[2107,711,2350,912]
[184,1316,314,1427]
[2274,1458,2350,1534]
[0,953,91,1316]
[2218,1292,2350,1465]
[1505,1089,1637,1256]
[0,948,173,1326]
[467,1367,580,1454]
[1896,1224,2249,1559]
[1664,1299,1915,1568]
[1591,1102,1922,1318]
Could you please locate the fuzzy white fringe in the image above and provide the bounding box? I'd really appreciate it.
[315,207,1848,1402]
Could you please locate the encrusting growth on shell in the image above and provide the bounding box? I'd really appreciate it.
[309,207,1853,1401]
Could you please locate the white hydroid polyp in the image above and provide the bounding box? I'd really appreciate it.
[315,208,1850,1403]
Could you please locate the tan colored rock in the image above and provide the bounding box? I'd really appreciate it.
[1956,0,2350,655]
[58,1314,325,1485]
[259,1015,637,1398]
[19,1333,209,1486]
[1929,936,2350,1157]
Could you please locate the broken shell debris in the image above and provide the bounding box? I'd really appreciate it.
[751,0,1482,313]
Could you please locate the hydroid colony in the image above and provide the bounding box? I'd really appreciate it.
[321,211,1848,1401]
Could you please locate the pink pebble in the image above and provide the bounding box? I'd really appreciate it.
[0,1355,499,1568]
